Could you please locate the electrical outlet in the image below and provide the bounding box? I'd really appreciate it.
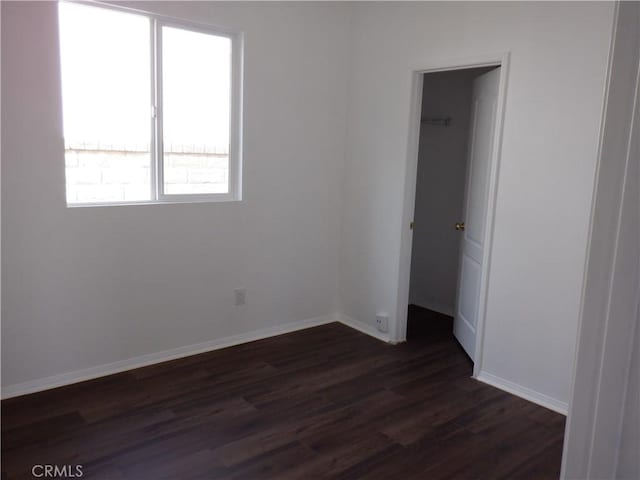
[376,313,389,333]
[234,288,246,306]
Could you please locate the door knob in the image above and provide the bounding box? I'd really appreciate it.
[455,222,465,231]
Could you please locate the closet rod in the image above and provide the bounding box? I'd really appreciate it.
[421,117,452,127]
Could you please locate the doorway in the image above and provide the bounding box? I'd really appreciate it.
[404,62,505,369]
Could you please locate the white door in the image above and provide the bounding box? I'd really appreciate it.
[453,67,500,361]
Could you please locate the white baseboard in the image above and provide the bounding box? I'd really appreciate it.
[476,371,568,415]
[1,315,336,400]
[338,313,392,343]
[410,301,454,317]
[1,315,568,418]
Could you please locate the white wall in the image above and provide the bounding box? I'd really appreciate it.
[340,1,615,408]
[409,68,489,316]
[562,1,640,475]
[1,1,350,391]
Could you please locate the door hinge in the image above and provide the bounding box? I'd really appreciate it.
[410,221,415,230]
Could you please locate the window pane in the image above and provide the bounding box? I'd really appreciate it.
[59,3,151,204]
[162,27,231,195]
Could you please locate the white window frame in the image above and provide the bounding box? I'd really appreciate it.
[62,1,243,207]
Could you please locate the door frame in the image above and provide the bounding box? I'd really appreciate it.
[395,53,510,377]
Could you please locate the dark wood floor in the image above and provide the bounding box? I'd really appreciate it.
[2,306,565,479]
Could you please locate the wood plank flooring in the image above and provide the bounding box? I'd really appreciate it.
[1,306,565,479]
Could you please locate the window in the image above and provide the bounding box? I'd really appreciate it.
[58,2,242,206]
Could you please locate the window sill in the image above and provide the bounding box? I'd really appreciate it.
[66,196,241,208]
